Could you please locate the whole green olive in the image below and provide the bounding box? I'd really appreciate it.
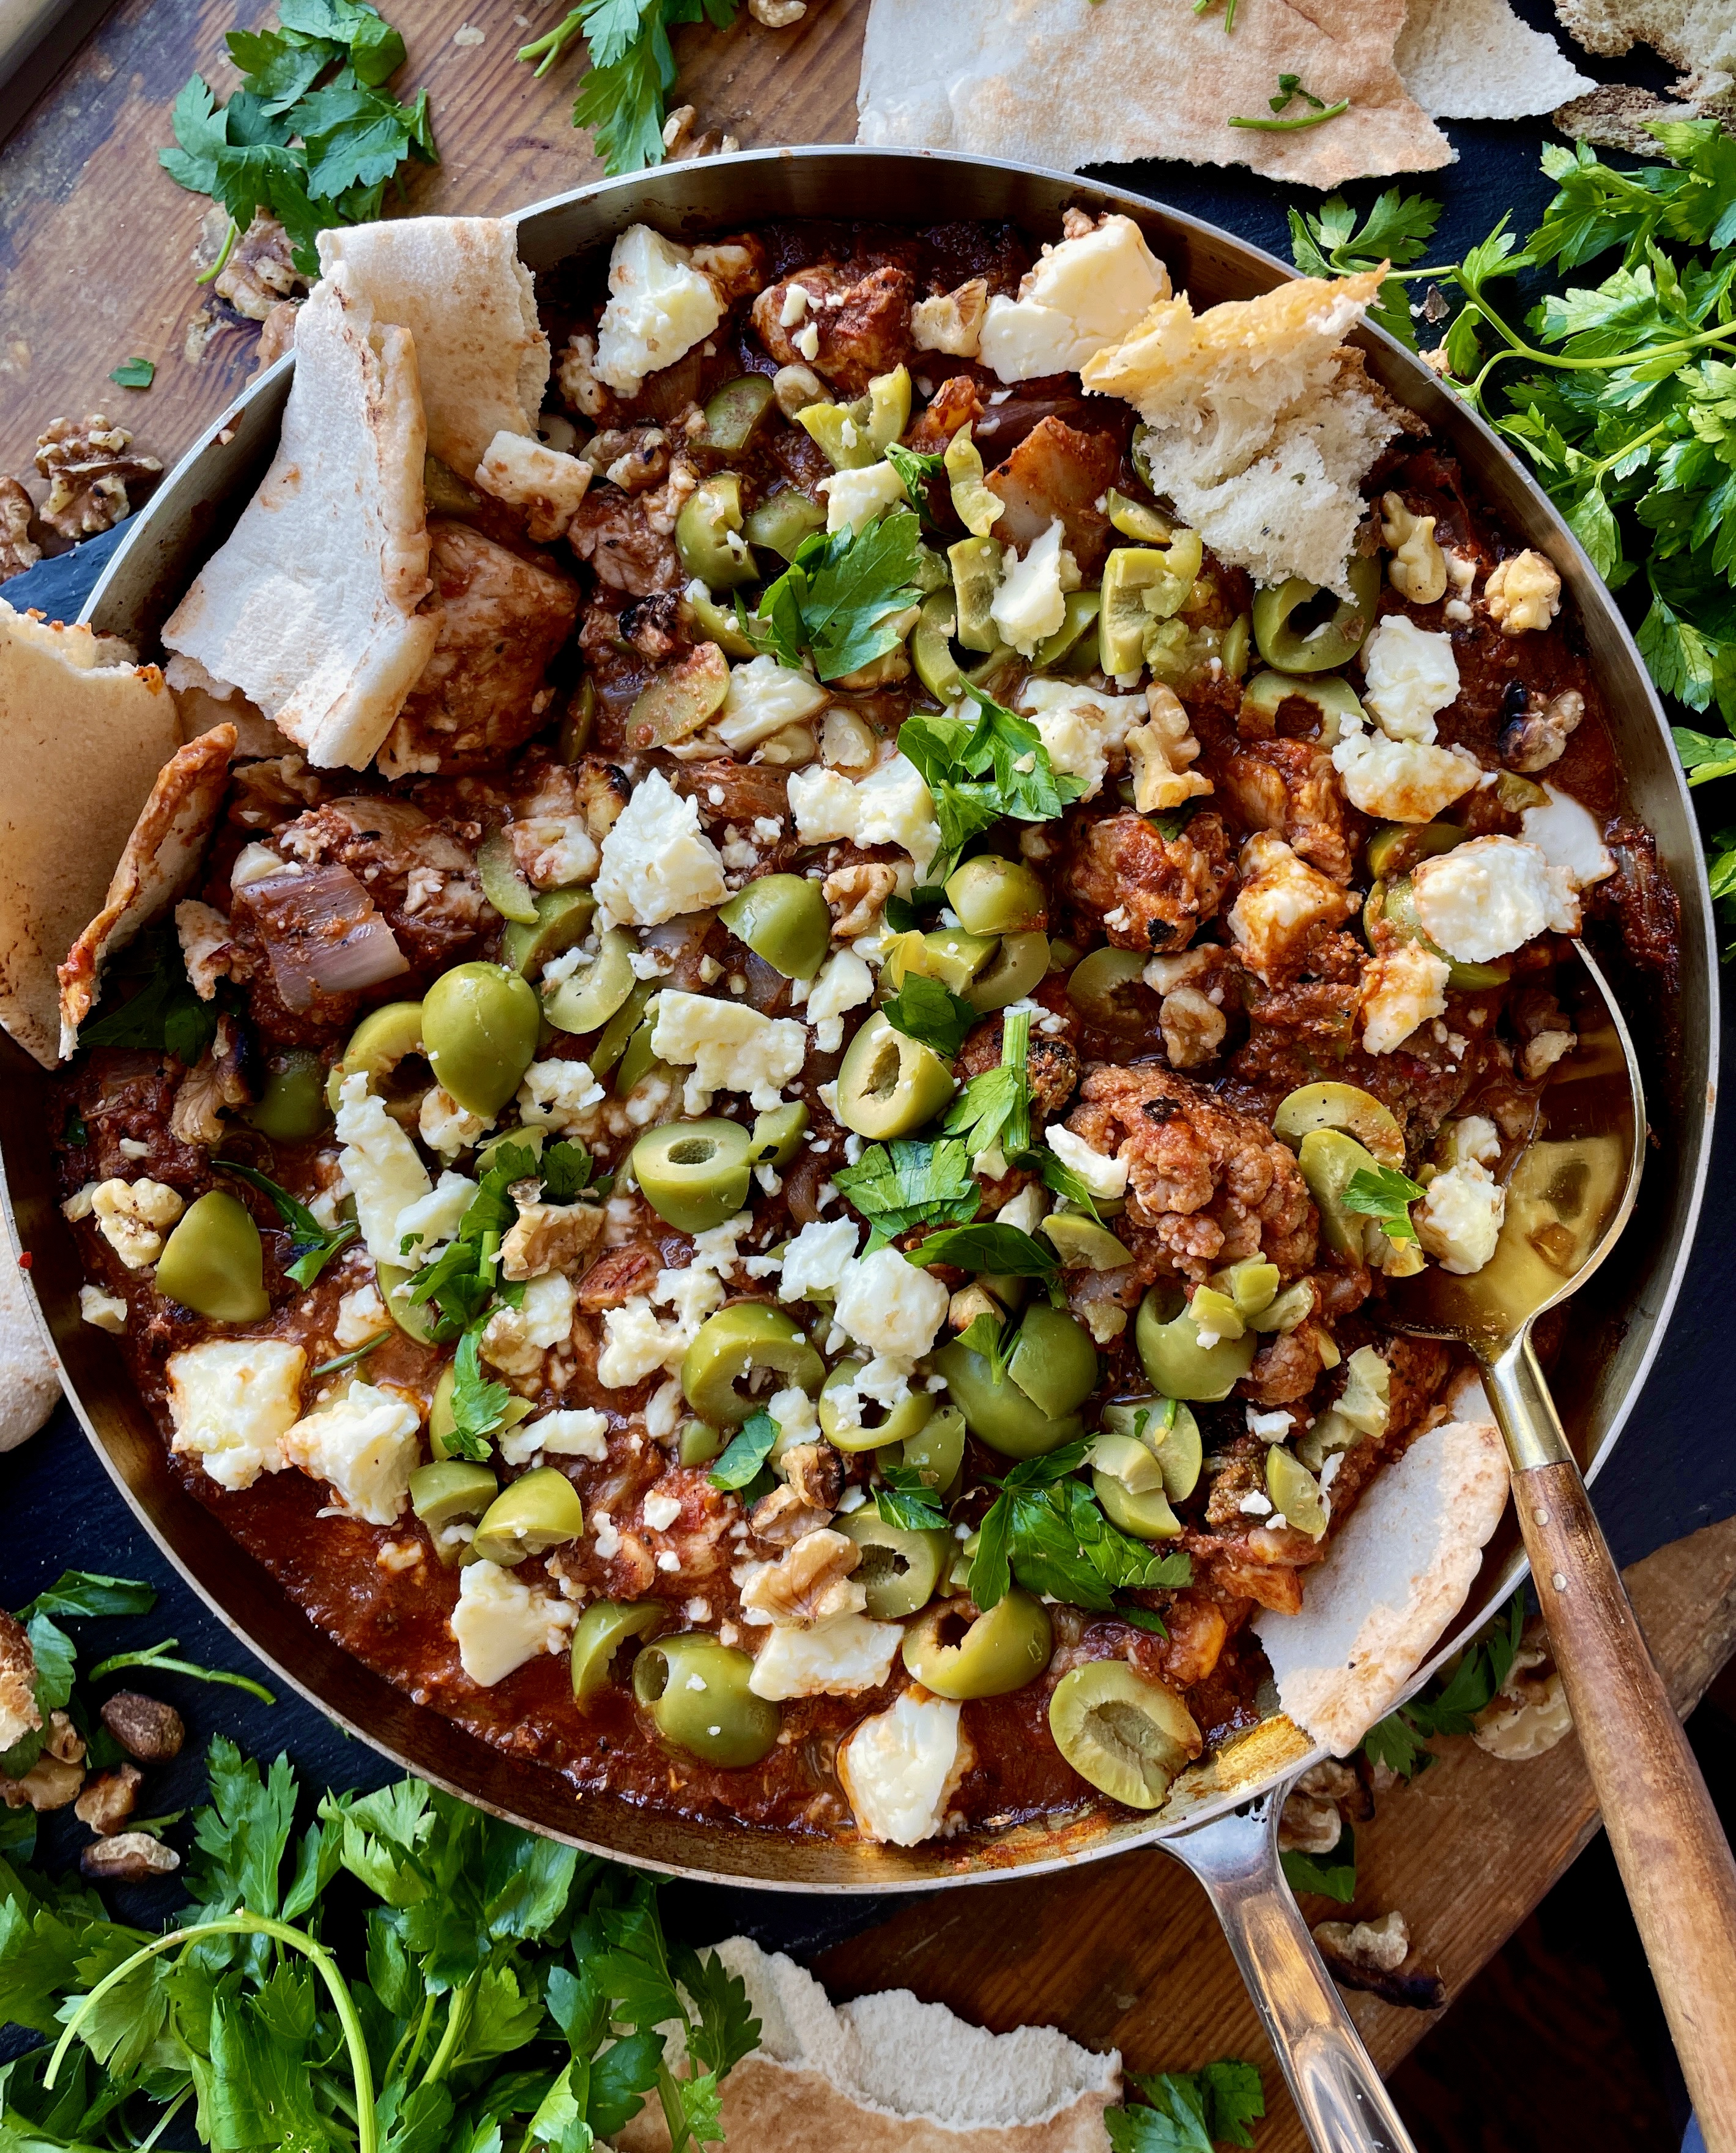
[965,932,1050,1014]
[944,856,1045,937]
[750,1102,809,1167]
[902,1591,1052,1699]
[541,929,636,1037]
[1048,1660,1201,1807]
[836,1013,955,1141]
[1251,554,1381,673]
[341,1000,425,1089]
[246,1048,331,1141]
[155,1190,269,1324]
[409,1462,498,1530]
[930,1339,1082,1459]
[504,889,598,980]
[471,1467,585,1565]
[817,1360,935,1453]
[1364,820,1466,882]
[1135,1286,1257,1402]
[421,963,540,1120]
[1005,1303,1099,1418]
[571,1598,667,1702]
[675,473,756,590]
[681,1303,825,1428]
[902,1404,966,1500]
[719,875,831,979]
[631,1119,755,1234]
[633,1634,781,1766]
[1066,947,1150,1032]
[839,1511,949,1618]
[1274,1081,1406,1170]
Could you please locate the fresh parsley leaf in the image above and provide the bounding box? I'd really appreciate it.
[216,1157,358,1285]
[833,1138,979,1250]
[1281,1820,1357,1902]
[19,1572,155,1621]
[1340,1164,1424,1244]
[943,1004,1030,1160]
[108,357,155,389]
[709,1407,777,1492]
[885,441,944,521]
[1288,187,1441,347]
[519,0,742,176]
[541,1138,595,1202]
[970,1445,1192,1615]
[748,507,925,681]
[1039,1150,1106,1227]
[440,1327,512,1462]
[79,927,220,1065]
[1360,1590,1529,1779]
[875,1464,947,1532]
[1113,2061,1265,2152]
[907,1221,1059,1284]
[881,972,976,1058]
[899,687,1086,876]
[956,1308,1010,1381]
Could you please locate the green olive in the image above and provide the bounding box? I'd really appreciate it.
[683,584,760,660]
[542,928,636,1037]
[1266,1447,1328,1539]
[902,1591,1052,1699]
[945,856,1045,938]
[589,979,655,1078]
[1135,1286,1257,1402]
[902,1404,966,1499]
[341,1000,425,1089]
[1247,1280,1315,1336]
[681,1303,825,1428]
[377,1261,439,1344]
[743,489,825,560]
[913,591,968,703]
[471,1467,585,1565]
[613,1020,670,1103]
[1041,1214,1133,1270]
[422,963,540,1120]
[950,535,1004,653]
[750,1102,809,1167]
[1494,770,1549,814]
[632,1118,755,1233]
[675,473,756,591]
[1239,669,1367,744]
[1092,1466,1181,1540]
[410,1462,498,1530]
[1187,1285,1244,1341]
[1006,1303,1099,1418]
[1214,1257,1281,1317]
[836,1013,955,1140]
[1048,1661,1200,1808]
[839,1512,949,1618]
[1032,588,1102,672]
[1295,1127,1382,1260]
[633,1634,781,1766]
[818,1360,935,1453]
[1090,1432,1166,1493]
[1099,535,1203,673]
[571,1598,667,1702]
[966,932,1050,1013]
[719,874,831,979]
[1101,1399,1203,1500]
[1365,820,1466,882]
[1373,876,1513,991]
[558,676,597,760]
[1105,489,1171,543]
[627,643,733,752]
[477,831,540,925]
[678,1418,724,1467]
[931,1338,1083,1459]
[1275,1081,1406,1171]
[1066,947,1149,1032]
[245,1048,330,1141]
[504,889,598,980]
[886,925,996,995]
[1221,612,1252,682]
[1251,555,1381,673]
[696,375,776,457]
[155,1191,269,1324]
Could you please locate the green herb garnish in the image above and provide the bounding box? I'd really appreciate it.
[874,1464,947,1533]
[402,1136,560,1338]
[436,1326,513,1463]
[1108,2059,1265,2152]
[310,1332,391,1377]
[1340,1164,1425,1245]
[216,1158,358,1286]
[899,684,1086,878]
[1361,1589,1526,1779]
[833,1138,979,1251]
[971,1444,1193,1615]
[1229,77,1348,131]
[881,973,976,1059]
[1289,185,1444,349]
[907,1220,1059,1289]
[80,927,219,1067]
[108,357,155,390]
[1279,1820,1358,1905]
[709,1407,778,1492]
[885,441,945,523]
[517,0,743,177]
[942,1004,1030,1162]
[744,507,925,683]
[86,1638,277,1705]
[20,1572,157,1622]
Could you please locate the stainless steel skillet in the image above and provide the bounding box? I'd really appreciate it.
[4,146,1715,2151]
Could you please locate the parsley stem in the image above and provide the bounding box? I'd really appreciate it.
[311,1331,391,1377]
[516,7,584,75]
[194,219,237,286]
[87,1638,277,1704]
[420,1973,476,2088]
[658,2060,695,2153]
[1228,98,1348,131]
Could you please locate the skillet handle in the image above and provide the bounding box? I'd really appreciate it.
[1162,1791,1417,2153]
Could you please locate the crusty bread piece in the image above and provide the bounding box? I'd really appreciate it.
[1254,1418,1512,1757]
[616,1938,1120,2153]
[0,600,181,1069]
[161,278,437,771]
[319,216,549,482]
[0,1214,59,1453]
[1397,0,1592,117]
[1552,0,1736,71]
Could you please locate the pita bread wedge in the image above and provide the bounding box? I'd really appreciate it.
[1552,0,1736,71]
[1254,1418,1511,1757]
[1397,0,1593,117]
[617,1938,1120,2153]
[319,217,549,483]
[161,278,437,773]
[57,724,237,1060]
[0,600,181,1069]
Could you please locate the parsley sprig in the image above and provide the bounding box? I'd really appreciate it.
[881,973,976,1059]
[440,1327,516,1462]
[1289,186,1443,348]
[1107,2059,1265,2152]
[907,1221,1061,1298]
[875,1464,947,1533]
[1229,76,1348,132]
[1340,1164,1425,1246]
[80,928,220,1067]
[970,1443,1192,1617]
[217,1158,358,1286]
[942,1005,1031,1161]
[1362,1590,1527,1779]
[406,1138,594,1339]
[517,0,742,177]
[899,685,1086,878]
[743,507,925,682]
[833,1138,979,1251]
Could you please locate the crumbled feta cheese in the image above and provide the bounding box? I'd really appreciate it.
[89,1177,184,1269]
[515,1058,605,1136]
[1411,836,1580,963]
[1239,1490,1274,1516]
[499,1406,610,1468]
[642,1489,684,1532]
[978,215,1167,383]
[1360,942,1450,1055]
[819,459,908,535]
[765,1385,822,1462]
[450,1558,577,1686]
[1247,1407,1292,1440]
[78,1284,128,1334]
[1045,1122,1129,1201]
[1332,731,1482,825]
[1446,1115,1501,1168]
[1415,1160,1506,1275]
[231,841,285,889]
[167,1338,306,1492]
[834,1244,949,1360]
[716,653,829,751]
[990,518,1072,656]
[281,1378,421,1525]
[598,1299,690,1387]
[805,951,874,1054]
[1227,833,1354,987]
[838,1688,970,1845]
[748,1614,903,1700]
[777,1218,860,1303]
[335,1073,434,1264]
[1015,680,1144,801]
[651,990,806,1111]
[481,1272,576,1377]
[1520,784,1616,889]
[419,1086,488,1157]
[593,224,724,398]
[1359,615,1460,743]
[61,1184,96,1222]
[594,769,728,928]
[795,321,820,363]
[787,757,941,880]
[393,1171,477,1265]
[996,1182,1048,1237]
[335,1283,388,1349]
[473,432,592,538]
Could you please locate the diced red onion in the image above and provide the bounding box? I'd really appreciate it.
[240,863,410,1011]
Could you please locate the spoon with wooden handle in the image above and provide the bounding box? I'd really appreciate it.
[1391,940,1736,2151]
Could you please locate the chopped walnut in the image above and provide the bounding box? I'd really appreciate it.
[1313,1910,1445,2009]
[91,1177,185,1268]
[779,1440,842,1514]
[1277,1790,1342,1855]
[740,1527,865,1625]
[1,1712,85,1812]
[949,1282,1001,1332]
[100,1691,185,1760]
[1060,206,1097,242]
[34,416,161,541]
[558,332,611,420]
[501,1198,607,1281]
[75,1762,143,1834]
[1484,549,1561,635]
[1379,491,1447,606]
[749,0,805,20]
[1472,1624,1574,1760]
[0,1615,39,1752]
[1126,684,1212,813]
[0,477,40,582]
[772,363,827,418]
[256,300,301,369]
[1159,984,1226,1070]
[584,426,670,495]
[1520,1027,1576,1080]
[169,1015,251,1147]
[661,103,697,154]
[824,861,897,937]
[747,1481,835,1547]
[215,212,308,322]
[82,1831,180,1881]
[911,279,989,358]
[1499,687,1584,774]
[176,900,237,1002]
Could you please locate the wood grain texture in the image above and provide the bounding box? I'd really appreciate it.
[815,1514,1736,2153]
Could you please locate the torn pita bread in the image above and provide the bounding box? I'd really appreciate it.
[163,653,292,758]
[1552,0,1736,71]
[617,1938,1120,2153]
[856,0,1452,186]
[161,278,437,772]
[57,724,237,1060]
[0,1232,59,1453]
[1397,0,1594,117]
[0,601,181,1069]
[1254,1418,1511,1757]
[318,217,549,482]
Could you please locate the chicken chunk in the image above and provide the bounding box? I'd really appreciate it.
[1217,738,1354,883]
[984,416,1119,577]
[751,264,915,395]
[273,796,486,974]
[1064,809,1233,954]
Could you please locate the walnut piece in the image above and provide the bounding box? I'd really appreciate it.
[1159,984,1226,1070]
[1472,1625,1574,1760]
[169,1014,251,1147]
[740,1527,865,1625]
[557,332,611,421]
[0,1612,40,1752]
[34,416,161,541]
[75,1762,143,1834]
[749,0,805,21]
[1379,491,1447,606]
[99,1691,186,1763]
[1499,687,1584,774]
[215,212,309,322]
[81,1831,181,1881]
[1277,1790,1342,1855]
[746,1481,834,1547]
[772,363,826,418]
[824,862,897,938]
[1126,683,1212,814]
[0,477,41,583]
[1483,549,1562,635]
[1,1711,86,1811]
[91,1177,185,1268]
[911,280,989,358]
[779,1440,842,1514]
[1313,1910,1446,2009]
[501,1198,606,1282]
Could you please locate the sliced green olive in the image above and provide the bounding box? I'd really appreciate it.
[634,1633,781,1766]
[627,641,732,750]
[744,489,825,560]
[944,423,1001,538]
[377,1261,439,1344]
[1494,770,1549,814]
[719,874,831,979]
[1032,588,1102,672]
[902,1591,1052,1699]
[1374,875,1513,991]
[950,535,1004,653]
[558,676,597,761]
[1247,1280,1315,1336]
[1041,1214,1133,1270]
[1105,489,1171,543]
[425,452,480,516]
[1135,1286,1257,1402]
[1092,1466,1181,1540]
[1240,669,1367,744]
[946,856,1045,937]
[571,1597,667,1702]
[1365,820,1466,882]
[902,1404,966,1499]
[749,1102,809,1167]
[1215,1257,1281,1317]
[818,1360,935,1453]
[681,1303,825,1428]
[504,889,597,980]
[477,831,539,925]
[245,1048,330,1141]
[543,928,636,1037]
[632,1118,755,1234]
[696,376,776,458]
[155,1191,269,1324]
[839,1512,948,1618]
[913,591,968,703]
[475,1124,544,1173]
[1048,1661,1200,1808]
[796,402,877,472]
[1266,1447,1328,1539]
[1066,947,1149,1032]
[683,583,760,660]
[472,1467,585,1565]
[675,473,755,591]
[931,1338,1082,1459]
[1099,534,1203,673]
[341,999,425,1089]
[613,1020,669,1102]
[966,931,1050,1014]
[836,1012,955,1140]
[1006,1303,1099,1418]
[1295,1127,1382,1260]
[410,1462,497,1531]
[590,978,655,1078]
[1251,554,1380,673]
[422,963,540,1120]
[1221,612,1252,682]
[678,1419,724,1467]
[1101,1398,1203,1501]
[1090,1432,1165,1492]
[1275,1081,1406,1171]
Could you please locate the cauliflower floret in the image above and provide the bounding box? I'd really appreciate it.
[1359,943,1450,1055]
[1332,730,1481,825]
[1411,836,1580,964]
[1416,1160,1506,1275]
[90,1178,184,1269]
[1484,549,1561,636]
[1226,833,1356,985]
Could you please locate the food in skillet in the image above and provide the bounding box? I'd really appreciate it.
[38,205,1677,1847]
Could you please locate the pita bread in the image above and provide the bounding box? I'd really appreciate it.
[161,278,437,772]
[617,1938,1119,2153]
[1552,0,1736,71]
[1254,1418,1511,1757]
[0,1230,59,1454]
[319,217,549,482]
[1397,0,1593,117]
[0,601,181,1069]
[57,724,237,1059]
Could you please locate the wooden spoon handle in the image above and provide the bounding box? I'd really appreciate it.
[1516,1456,1736,2151]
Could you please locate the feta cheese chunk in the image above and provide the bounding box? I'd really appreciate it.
[335,1283,388,1349]
[1411,836,1580,964]
[1332,732,1481,825]
[1415,1160,1506,1275]
[1359,942,1450,1056]
[335,1072,433,1264]
[651,990,807,1111]
[838,1688,970,1845]
[419,1085,488,1157]
[593,224,724,398]
[499,1406,610,1468]
[805,951,874,1054]
[594,769,728,927]
[168,1338,306,1492]
[78,1284,127,1333]
[787,755,941,879]
[777,1218,861,1303]
[834,1244,949,1361]
[515,1058,605,1136]
[393,1171,477,1265]
[748,1614,904,1700]
[990,518,1072,656]
[1360,616,1460,743]
[1016,680,1145,802]
[472,433,592,541]
[1045,1123,1129,1200]
[1446,1114,1500,1168]
[450,1558,576,1686]
[281,1378,421,1525]
[1520,784,1616,889]
[91,1178,184,1269]
[481,1272,576,1377]
[978,215,1168,383]
[715,653,829,751]
[819,459,909,535]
